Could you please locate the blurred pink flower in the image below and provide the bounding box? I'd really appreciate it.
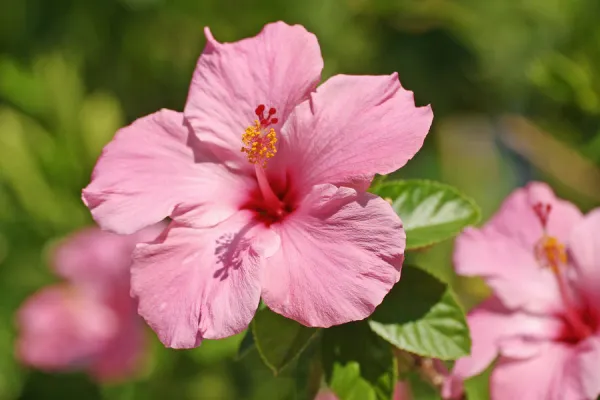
[393,381,412,399]
[314,390,339,400]
[82,21,432,348]
[441,373,464,399]
[16,225,162,382]
[450,182,600,399]
[313,382,413,400]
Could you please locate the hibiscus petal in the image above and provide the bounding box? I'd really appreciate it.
[131,212,279,348]
[454,226,563,313]
[491,343,584,400]
[83,109,252,234]
[493,182,582,249]
[573,336,600,399]
[451,296,562,381]
[453,182,583,314]
[16,285,117,373]
[524,182,583,244]
[275,74,432,192]
[261,184,404,327]
[569,208,600,309]
[184,22,323,170]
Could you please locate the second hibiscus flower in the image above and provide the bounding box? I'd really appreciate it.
[82,22,433,348]
[449,182,600,399]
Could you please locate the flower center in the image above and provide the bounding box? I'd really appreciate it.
[240,104,293,223]
[240,104,278,168]
[532,202,593,341]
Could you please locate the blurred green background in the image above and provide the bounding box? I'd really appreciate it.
[1,0,600,399]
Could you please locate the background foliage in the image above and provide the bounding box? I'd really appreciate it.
[1,0,599,399]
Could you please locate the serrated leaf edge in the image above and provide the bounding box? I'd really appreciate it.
[368,271,471,360]
[372,179,482,250]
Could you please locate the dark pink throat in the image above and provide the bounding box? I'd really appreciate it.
[242,169,297,226]
[558,300,597,344]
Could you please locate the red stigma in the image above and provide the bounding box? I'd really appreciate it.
[533,202,552,229]
[255,104,278,127]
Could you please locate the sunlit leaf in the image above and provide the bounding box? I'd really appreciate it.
[369,266,471,360]
[372,180,480,250]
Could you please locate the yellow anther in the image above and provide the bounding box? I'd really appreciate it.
[240,120,278,168]
[535,235,568,272]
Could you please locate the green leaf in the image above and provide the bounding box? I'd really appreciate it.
[322,322,397,400]
[236,334,323,400]
[369,266,471,360]
[236,329,256,360]
[404,372,441,400]
[292,338,324,400]
[329,362,378,400]
[463,361,494,400]
[252,307,320,375]
[372,180,480,250]
[236,345,300,400]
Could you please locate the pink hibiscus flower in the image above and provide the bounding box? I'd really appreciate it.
[449,182,600,399]
[16,225,161,382]
[82,21,433,349]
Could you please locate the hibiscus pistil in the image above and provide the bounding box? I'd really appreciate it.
[241,104,278,167]
[532,201,593,340]
[240,104,285,217]
[533,202,567,272]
